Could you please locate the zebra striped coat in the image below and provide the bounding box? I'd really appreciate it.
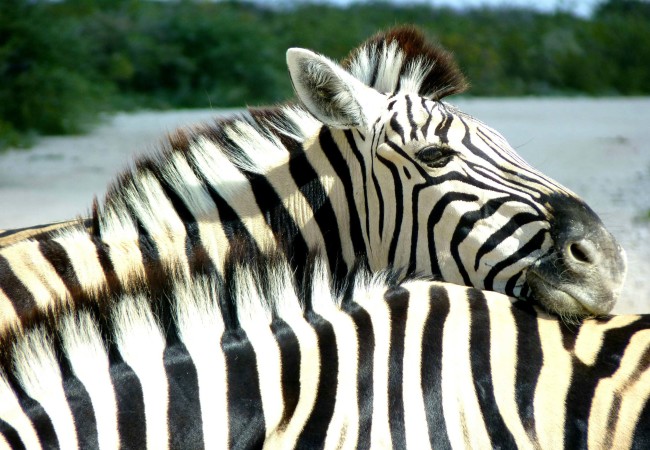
[0,27,626,330]
[0,246,646,449]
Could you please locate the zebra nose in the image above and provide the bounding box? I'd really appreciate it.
[526,194,627,317]
[565,238,598,267]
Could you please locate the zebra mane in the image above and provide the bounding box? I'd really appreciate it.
[342,26,469,99]
[91,105,319,236]
[0,244,392,373]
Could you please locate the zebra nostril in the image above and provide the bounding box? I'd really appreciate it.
[567,241,593,265]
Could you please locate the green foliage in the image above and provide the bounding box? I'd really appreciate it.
[1,0,650,150]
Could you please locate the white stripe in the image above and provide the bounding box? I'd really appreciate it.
[13,327,78,450]
[0,241,69,309]
[402,281,433,450]
[0,431,11,450]
[265,270,320,448]
[61,312,119,450]
[486,293,535,449]
[174,277,228,450]
[354,278,393,449]
[533,310,572,450]
[124,171,189,274]
[234,269,284,438]
[54,231,107,296]
[190,137,276,250]
[162,152,229,271]
[590,329,650,449]
[310,260,360,450]
[0,288,18,333]
[441,284,492,449]
[113,295,169,450]
[99,198,147,290]
[0,373,41,450]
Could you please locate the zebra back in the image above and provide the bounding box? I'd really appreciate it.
[0,245,647,449]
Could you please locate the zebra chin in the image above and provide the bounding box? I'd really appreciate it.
[525,244,627,317]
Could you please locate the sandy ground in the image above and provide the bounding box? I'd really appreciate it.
[0,98,648,314]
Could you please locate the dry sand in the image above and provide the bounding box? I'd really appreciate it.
[0,98,648,314]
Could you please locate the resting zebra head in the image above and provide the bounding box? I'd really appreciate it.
[0,27,625,324]
[285,27,626,316]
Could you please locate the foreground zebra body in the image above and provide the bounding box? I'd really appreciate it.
[0,247,647,449]
[0,27,626,329]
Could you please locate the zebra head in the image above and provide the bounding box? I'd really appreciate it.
[286,26,626,317]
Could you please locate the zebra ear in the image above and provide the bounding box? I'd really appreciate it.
[287,48,384,129]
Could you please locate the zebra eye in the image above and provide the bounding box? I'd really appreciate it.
[415,145,458,168]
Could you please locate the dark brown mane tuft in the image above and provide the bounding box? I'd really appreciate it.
[343,25,469,100]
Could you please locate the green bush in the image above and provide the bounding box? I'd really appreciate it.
[1,0,649,151]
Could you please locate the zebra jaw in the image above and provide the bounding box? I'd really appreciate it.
[526,250,627,317]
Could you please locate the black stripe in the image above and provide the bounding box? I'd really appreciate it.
[565,320,650,448]
[272,319,301,426]
[474,212,541,271]
[426,192,479,279]
[224,329,265,449]
[295,312,338,447]
[38,239,80,295]
[0,253,37,315]
[420,97,433,138]
[422,285,452,449]
[321,128,368,265]
[288,145,348,282]
[483,228,547,293]
[246,171,310,288]
[0,417,26,450]
[342,129,371,258]
[346,301,374,450]
[188,156,258,251]
[449,197,509,287]
[512,301,542,441]
[7,373,60,449]
[389,112,407,145]
[405,96,418,141]
[60,348,99,449]
[632,389,650,449]
[463,122,556,194]
[165,342,203,450]
[386,286,410,449]
[110,352,147,448]
[377,153,404,266]
[434,106,453,143]
[467,289,517,448]
[370,160,386,240]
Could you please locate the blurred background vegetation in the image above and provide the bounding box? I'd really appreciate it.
[1,0,649,150]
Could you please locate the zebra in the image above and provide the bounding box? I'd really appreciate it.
[0,245,647,449]
[0,26,626,330]
[0,220,90,249]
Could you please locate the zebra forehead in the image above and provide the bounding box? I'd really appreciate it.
[342,25,469,99]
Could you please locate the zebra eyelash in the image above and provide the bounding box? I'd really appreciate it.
[414,144,458,168]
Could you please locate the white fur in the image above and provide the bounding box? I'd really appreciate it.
[402,281,433,449]
[54,230,107,297]
[13,327,78,450]
[60,312,119,450]
[173,276,229,450]
[112,294,169,450]
[351,273,394,449]
[189,137,277,250]
[440,284,492,449]
[0,372,41,449]
[233,268,284,437]
[124,171,189,274]
[0,241,69,309]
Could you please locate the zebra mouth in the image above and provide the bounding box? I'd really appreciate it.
[525,270,604,318]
